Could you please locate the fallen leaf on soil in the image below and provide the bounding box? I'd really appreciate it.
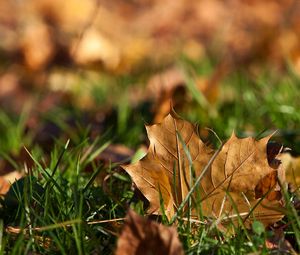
[21,21,55,71]
[98,144,134,164]
[146,66,222,123]
[122,113,285,227]
[278,153,300,190]
[0,178,10,196]
[0,171,22,195]
[115,209,184,255]
[265,228,297,255]
[73,29,121,70]
[146,67,186,123]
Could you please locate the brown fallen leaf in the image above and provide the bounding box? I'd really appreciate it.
[122,113,285,227]
[115,209,184,255]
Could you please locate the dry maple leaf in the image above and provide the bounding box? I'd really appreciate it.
[115,209,184,255]
[122,113,285,227]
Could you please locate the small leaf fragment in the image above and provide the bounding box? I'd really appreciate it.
[115,209,184,255]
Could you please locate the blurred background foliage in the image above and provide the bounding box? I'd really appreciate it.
[1,0,300,154]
